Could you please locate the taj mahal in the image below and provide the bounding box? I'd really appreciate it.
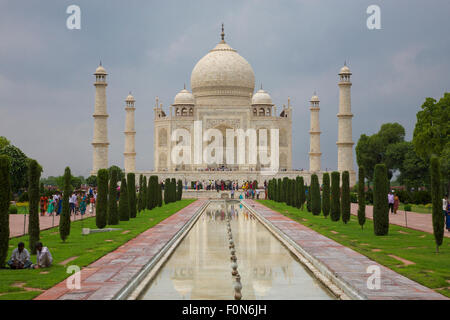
[91,26,356,186]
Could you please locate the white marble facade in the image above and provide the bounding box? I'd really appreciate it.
[91,27,356,186]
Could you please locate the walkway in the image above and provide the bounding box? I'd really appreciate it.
[350,203,449,238]
[35,200,205,300]
[245,200,447,300]
[9,211,96,238]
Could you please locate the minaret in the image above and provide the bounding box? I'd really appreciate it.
[124,92,136,173]
[337,63,355,182]
[309,94,321,172]
[91,63,109,174]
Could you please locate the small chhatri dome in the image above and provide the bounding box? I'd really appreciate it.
[174,88,195,105]
[252,88,273,105]
[310,94,319,102]
[95,63,107,75]
[126,92,135,102]
[339,64,351,75]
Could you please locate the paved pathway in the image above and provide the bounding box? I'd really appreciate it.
[9,211,96,238]
[245,200,447,300]
[350,203,450,238]
[35,200,205,300]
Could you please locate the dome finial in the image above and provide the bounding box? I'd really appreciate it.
[221,23,225,42]
[99,60,102,66]
[184,83,186,90]
[260,83,263,90]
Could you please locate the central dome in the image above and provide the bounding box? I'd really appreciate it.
[190,40,255,99]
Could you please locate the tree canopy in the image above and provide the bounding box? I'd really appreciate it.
[0,144,29,193]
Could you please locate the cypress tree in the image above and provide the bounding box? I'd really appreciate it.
[96,169,108,228]
[177,179,183,201]
[311,174,321,215]
[119,177,130,221]
[430,157,444,253]
[297,177,305,209]
[341,171,350,224]
[357,167,366,229]
[140,176,147,212]
[286,180,292,206]
[277,178,282,202]
[164,178,170,204]
[373,164,389,236]
[306,185,311,212]
[322,172,330,218]
[146,176,151,210]
[108,168,119,225]
[137,174,143,213]
[157,182,163,207]
[330,171,341,221]
[127,173,137,218]
[282,178,289,203]
[153,176,160,208]
[0,156,11,267]
[59,167,72,241]
[292,179,298,208]
[171,178,177,202]
[28,159,42,254]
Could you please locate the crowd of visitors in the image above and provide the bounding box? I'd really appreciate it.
[39,187,97,216]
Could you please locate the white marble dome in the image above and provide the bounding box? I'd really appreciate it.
[252,89,273,105]
[310,94,319,102]
[174,88,195,105]
[190,41,255,97]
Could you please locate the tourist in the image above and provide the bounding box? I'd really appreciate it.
[90,194,95,213]
[56,197,62,216]
[7,242,31,269]
[388,191,394,214]
[32,242,53,269]
[80,195,87,216]
[47,198,54,216]
[69,193,76,215]
[443,195,449,232]
[231,188,235,199]
[393,193,400,214]
[40,195,47,216]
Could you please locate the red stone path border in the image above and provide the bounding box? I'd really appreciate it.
[244,200,447,300]
[350,203,450,238]
[9,211,96,238]
[35,200,206,300]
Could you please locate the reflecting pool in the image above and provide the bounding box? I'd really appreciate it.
[139,201,334,300]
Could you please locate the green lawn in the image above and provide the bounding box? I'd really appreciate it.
[0,199,195,300]
[257,200,450,298]
[399,204,432,214]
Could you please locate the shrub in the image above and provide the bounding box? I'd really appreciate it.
[0,156,11,267]
[137,174,143,213]
[322,173,330,218]
[59,167,72,241]
[430,157,444,253]
[373,164,389,236]
[108,168,119,225]
[311,175,321,215]
[297,177,305,209]
[341,171,350,224]
[171,178,177,203]
[350,192,358,203]
[9,205,18,214]
[164,178,170,204]
[404,204,412,211]
[28,159,42,254]
[157,182,162,207]
[177,179,183,201]
[127,173,137,219]
[96,169,109,228]
[140,176,147,212]
[357,166,366,230]
[306,185,311,212]
[18,192,28,202]
[119,177,130,221]
[277,178,282,202]
[330,171,340,221]
[365,188,373,205]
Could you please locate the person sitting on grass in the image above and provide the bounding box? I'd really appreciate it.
[7,242,32,269]
[31,242,53,269]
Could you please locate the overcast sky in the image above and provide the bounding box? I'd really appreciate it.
[1,0,449,178]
